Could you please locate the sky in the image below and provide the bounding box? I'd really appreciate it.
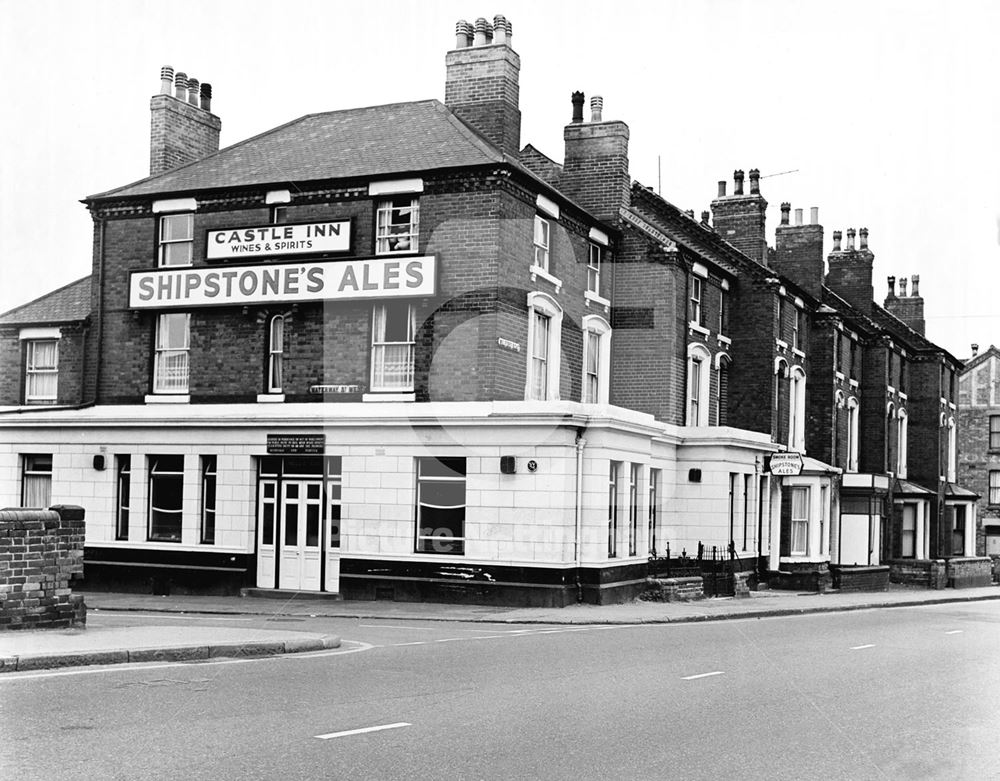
[1,0,997,358]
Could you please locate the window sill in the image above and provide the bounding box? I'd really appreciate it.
[584,290,610,311]
[835,371,845,381]
[363,392,415,402]
[688,322,710,337]
[257,393,285,403]
[530,265,563,293]
[145,394,190,404]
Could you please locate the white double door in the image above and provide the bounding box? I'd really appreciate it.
[257,479,323,591]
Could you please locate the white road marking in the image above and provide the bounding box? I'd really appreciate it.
[681,671,725,680]
[358,624,513,632]
[850,644,876,650]
[92,612,253,622]
[945,630,964,635]
[315,722,411,740]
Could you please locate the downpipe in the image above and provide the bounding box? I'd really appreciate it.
[574,428,587,603]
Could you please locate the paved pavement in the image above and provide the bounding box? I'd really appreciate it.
[2,583,997,673]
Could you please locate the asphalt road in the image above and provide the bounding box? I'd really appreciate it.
[2,603,999,780]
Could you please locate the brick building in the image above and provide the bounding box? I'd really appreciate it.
[0,15,978,602]
[958,344,1000,558]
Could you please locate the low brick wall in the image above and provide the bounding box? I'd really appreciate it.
[768,562,832,593]
[641,576,704,602]
[830,565,889,592]
[1,505,86,630]
[946,557,993,589]
[889,559,947,589]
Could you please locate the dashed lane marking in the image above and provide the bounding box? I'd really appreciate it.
[850,644,876,650]
[315,722,411,740]
[681,671,725,680]
[945,630,964,635]
[92,612,253,622]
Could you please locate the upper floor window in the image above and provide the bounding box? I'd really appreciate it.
[267,316,285,394]
[587,242,602,295]
[716,355,731,426]
[687,344,711,426]
[689,277,703,326]
[897,409,908,478]
[376,197,419,254]
[846,397,860,472]
[526,293,562,401]
[990,415,1000,451]
[533,216,550,272]
[989,470,1000,506]
[833,331,840,372]
[582,315,611,404]
[370,303,415,392]
[272,206,288,224]
[154,313,190,394]
[158,213,193,267]
[791,307,800,350]
[776,297,784,336]
[850,340,860,381]
[719,289,729,335]
[21,453,52,508]
[788,367,806,452]
[25,339,58,403]
[946,416,957,482]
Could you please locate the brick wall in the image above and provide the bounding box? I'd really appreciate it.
[889,558,948,588]
[774,223,824,299]
[0,505,86,630]
[727,279,780,438]
[444,43,521,157]
[561,120,630,223]
[0,322,88,406]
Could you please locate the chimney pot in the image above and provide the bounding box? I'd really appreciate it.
[159,65,174,95]
[780,202,791,225]
[590,95,603,122]
[455,19,471,48]
[186,77,200,107]
[972,343,980,357]
[859,227,869,249]
[887,275,896,297]
[810,207,819,225]
[474,17,490,45]
[493,15,508,45]
[832,230,842,251]
[200,82,212,112]
[685,209,695,219]
[911,274,920,296]
[733,170,744,196]
[571,91,585,123]
[794,208,803,226]
[701,210,710,225]
[899,277,908,297]
[717,180,727,197]
[174,71,188,99]
[846,228,856,251]
[749,168,760,194]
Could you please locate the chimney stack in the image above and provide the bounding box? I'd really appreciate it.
[826,226,875,313]
[972,343,979,358]
[883,269,925,335]
[571,91,585,123]
[149,65,221,177]
[710,166,768,264]
[774,202,825,298]
[701,210,710,225]
[445,15,521,157]
[561,93,630,221]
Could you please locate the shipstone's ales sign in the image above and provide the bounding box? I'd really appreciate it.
[129,257,437,309]
[266,434,326,455]
[767,452,804,476]
[206,221,350,259]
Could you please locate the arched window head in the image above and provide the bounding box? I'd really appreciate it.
[268,315,285,393]
[686,343,712,426]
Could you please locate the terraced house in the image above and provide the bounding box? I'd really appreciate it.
[0,15,986,604]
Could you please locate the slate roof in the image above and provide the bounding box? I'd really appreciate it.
[0,277,91,326]
[87,100,507,201]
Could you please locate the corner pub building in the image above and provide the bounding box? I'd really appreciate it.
[0,16,973,605]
